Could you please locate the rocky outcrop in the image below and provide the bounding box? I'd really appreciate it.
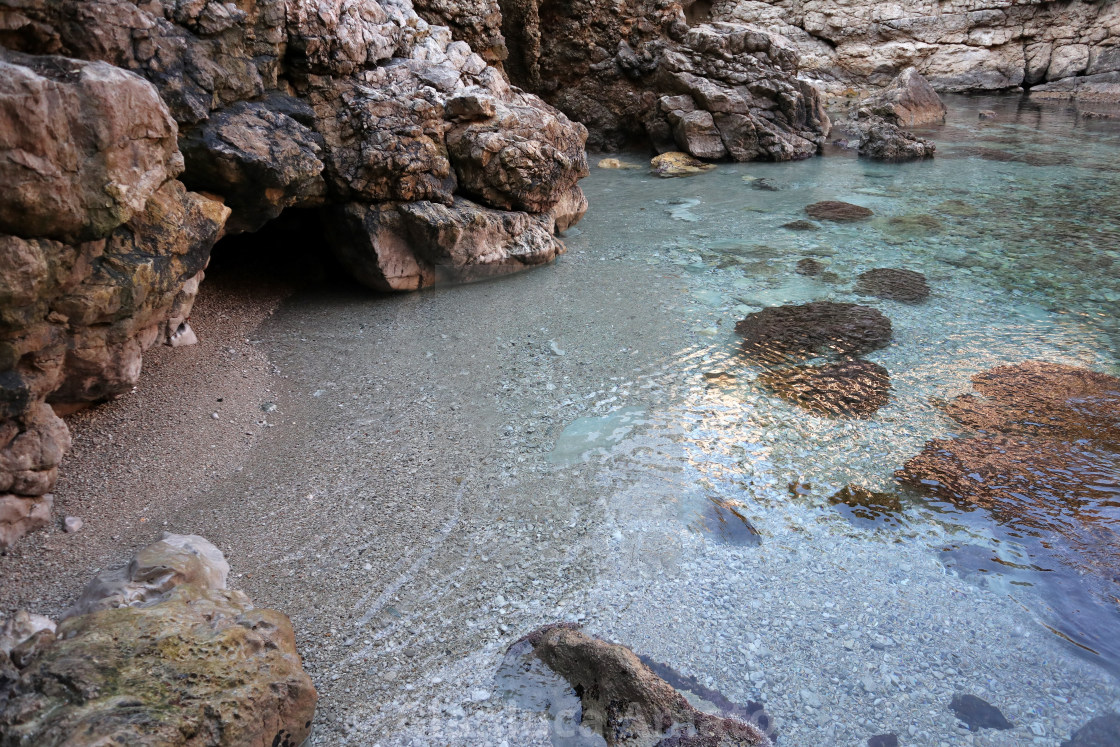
[0,534,317,746]
[835,69,941,161]
[512,624,773,746]
[716,0,1120,94]
[0,48,228,549]
[0,0,591,545]
[497,0,830,157]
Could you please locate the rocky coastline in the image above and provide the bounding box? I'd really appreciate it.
[3,0,1120,745]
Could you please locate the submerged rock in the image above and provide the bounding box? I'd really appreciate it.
[1062,713,1120,747]
[949,693,1013,732]
[855,268,932,303]
[758,360,891,417]
[942,361,1120,445]
[512,624,773,746]
[0,534,316,746]
[829,485,904,527]
[885,214,943,237]
[651,152,716,178]
[698,498,762,546]
[736,302,892,364]
[795,258,824,276]
[783,220,819,232]
[867,735,899,747]
[805,201,873,222]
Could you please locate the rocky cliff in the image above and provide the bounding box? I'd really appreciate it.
[713,0,1120,93]
[0,0,590,548]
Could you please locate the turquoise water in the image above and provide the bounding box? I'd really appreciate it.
[203,94,1120,745]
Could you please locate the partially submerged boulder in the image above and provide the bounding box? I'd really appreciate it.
[512,624,772,746]
[651,152,716,178]
[862,68,947,128]
[736,302,892,364]
[0,534,317,747]
[855,115,936,162]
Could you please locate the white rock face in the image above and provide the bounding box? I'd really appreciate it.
[65,532,230,617]
[716,0,1120,92]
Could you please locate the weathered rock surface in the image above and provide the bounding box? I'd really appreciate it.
[854,113,936,162]
[860,68,947,128]
[499,0,830,157]
[515,624,772,746]
[758,359,891,417]
[716,0,1120,94]
[0,534,317,747]
[652,151,717,177]
[855,268,932,304]
[736,302,892,364]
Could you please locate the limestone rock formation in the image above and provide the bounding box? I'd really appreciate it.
[0,48,228,549]
[0,0,591,546]
[832,69,941,162]
[716,0,1120,93]
[498,0,830,157]
[0,534,317,747]
[513,624,773,746]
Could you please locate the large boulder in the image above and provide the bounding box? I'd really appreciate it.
[0,49,181,244]
[0,534,317,747]
[512,624,772,746]
[862,68,947,128]
[0,403,69,550]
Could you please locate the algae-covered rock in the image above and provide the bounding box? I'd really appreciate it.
[735,302,892,364]
[0,534,316,747]
[854,268,931,304]
[758,360,891,417]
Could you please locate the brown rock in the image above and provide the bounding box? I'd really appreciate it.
[0,49,181,244]
[855,268,931,303]
[0,533,317,747]
[805,201,873,222]
[863,68,947,127]
[855,113,936,162]
[758,360,891,417]
[795,258,824,275]
[736,302,892,364]
[516,624,772,746]
[651,151,716,177]
[943,361,1120,445]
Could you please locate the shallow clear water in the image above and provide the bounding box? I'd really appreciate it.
[226,94,1120,745]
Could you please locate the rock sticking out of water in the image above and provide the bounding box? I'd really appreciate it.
[651,152,716,178]
[598,158,640,170]
[637,654,774,738]
[0,534,316,746]
[1061,713,1120,747]
[854,268,932,303]
[795,258,824,276]
[512,624,773,746]
[805,201,874,222]
[758,360,891,418]
[698,498,763,546]
[735,302,892,364]
[949,693,1013,732]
